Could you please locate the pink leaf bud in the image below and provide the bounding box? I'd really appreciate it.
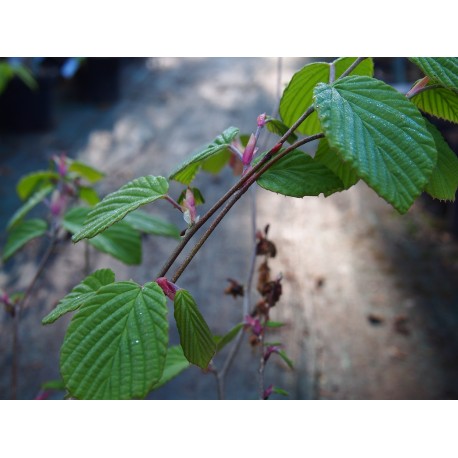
[263,384,273,400]
[181,188,198,226]
[156,277,180,300]
[257,113,267,128]
[242,133,257,168]
[53,153,68,177]
[0,290,11,306]
[405,76,430,98]
[264,345,280,363]
[244,315,263,336]
[49,190,67,217]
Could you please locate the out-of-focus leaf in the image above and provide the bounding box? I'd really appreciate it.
[2,218,48,262]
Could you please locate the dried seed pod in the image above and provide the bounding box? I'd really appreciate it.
[262,276,283,307]
[255,299,269,318]
[257,261,271,295]
[224,278,244,299]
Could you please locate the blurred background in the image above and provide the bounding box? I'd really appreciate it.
[0,57,457,400]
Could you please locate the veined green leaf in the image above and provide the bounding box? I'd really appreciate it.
[2,218,48,262]
[60,281,168,400]
[280,57,374,135]
[124,210,181,239]
[64,207,142,264]
[68,160,105,183]
[42,268,115,325]
[16,170,59,201]
[173,290,216,369]
[411,86,458,124]
[7,185,53,230]
[214,323,244,352]
[409,58,458,92]
[169,127,239,185]
[150,345,190,391]
[314,137,359,189]
[72,175,168,242]
[314,76,437,214]
[423,120,458,201]
[257,149,344,197]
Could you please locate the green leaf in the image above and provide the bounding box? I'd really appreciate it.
[173,290,216,369]
[277,350,294,369]
[41,379,66,391]
[91,228,140,264]
[411,86,458,124]
[266,321,286,328]
[272,387,290,397]
[314,137,359,189]
[124,210,181,239]
[2,218,48,262]
[150,345,190,391]
[169,127,239,185]
[201,149,231,174]
[265,118,298,144]
[313,76,437,214]
[12,64,37,90]
[280,57,374,135]
[16,170,59,200]
[423,120,458,201]
[71,175,168,242]
[214,323,244,352]
[409,58,458,91]
[42,268,115,325]
[78,186,101,206]
[7,185,53,230]
[257,149,344,197]
[64,207,142,264]
[60,281,168,400]
[68,160,105,183]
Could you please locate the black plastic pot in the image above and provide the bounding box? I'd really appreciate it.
[0,71,57,132]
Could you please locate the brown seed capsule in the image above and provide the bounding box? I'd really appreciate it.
[257,261,271,295]
[224,278,244,299]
